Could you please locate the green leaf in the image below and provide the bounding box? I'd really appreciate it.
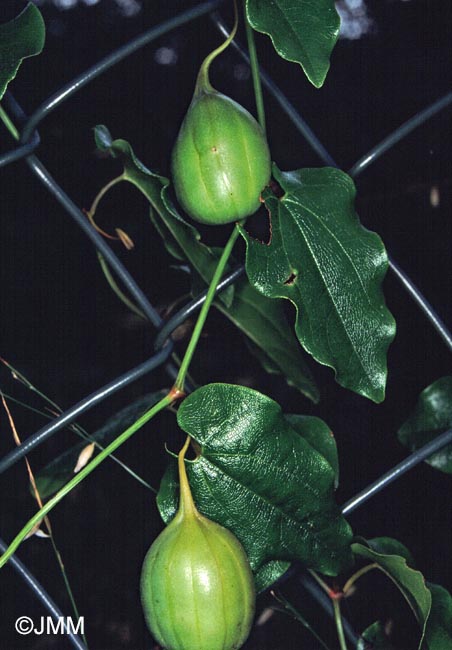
[157,458,292,593]
[254,560,290,593]
[215,277,320,402]
[285,414,339,487]
[241,166,396,403]
[159,383,353,580]
[34,392,166,499]
[0,3,45,101]
[352,539,432,649]
[158,414,335,588]
[93,125,234,308]
[246,0,340,88]
[365,536,415,567]
[398,376,452,474]
[424,582,452,649]
[357,621,396,649]
[94,127,319,399]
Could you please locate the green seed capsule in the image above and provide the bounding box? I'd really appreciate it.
[140,437,255,650]
[171,8,271,226]
[172,90,271,225]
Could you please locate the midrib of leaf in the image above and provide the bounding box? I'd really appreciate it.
[268,0,315,70]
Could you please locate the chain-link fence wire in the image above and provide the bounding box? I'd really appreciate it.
[0,2,451,648]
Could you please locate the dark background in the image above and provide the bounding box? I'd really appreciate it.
[0,0,451,648]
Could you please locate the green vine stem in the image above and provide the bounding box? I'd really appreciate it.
[243,1,266,134]
[308,569,333,594]
[0,104,19,140]
[309,570,349,650]
[0,215,242,568]
[174,223,241,392]
[0,392,175,569]
[333,598,348,650]
[343,563,379,596]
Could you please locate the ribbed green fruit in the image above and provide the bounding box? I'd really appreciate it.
[140,437,255,650]
[172,90,271,225]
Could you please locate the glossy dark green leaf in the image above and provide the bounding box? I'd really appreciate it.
[158,415,334,588]
[424,582,452,649]
[0,3,45,101]
[157,458,292,593]
[253,560,291,593]
[33,392,166,499]
[285,414,339,486]
[93,125,233,307]
[352,539,431,649]
[159,383,353,581]
[241,166,396,403]
[398,376,452,474]
[357,621,396,649]
[246,0,340,88]
[215,277,319,402]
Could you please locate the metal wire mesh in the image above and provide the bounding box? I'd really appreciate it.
[0,2,451,648]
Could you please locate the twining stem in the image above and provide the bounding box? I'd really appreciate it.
[88,174,124,220]
[174,224,241,392]
[343,563,379,595]
[333,599,348,650]
[243,2,266,134]
[86,175,126,240]
[97,252,146,319]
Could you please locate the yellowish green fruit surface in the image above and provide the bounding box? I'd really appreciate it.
[140,437,255,650]
[172,90,271,225]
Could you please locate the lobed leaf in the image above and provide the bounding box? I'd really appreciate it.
[0,3,45,101]
[398,376,452,474]
[241,165,396,403]
[246,0,340,88]
[158,383,353,587]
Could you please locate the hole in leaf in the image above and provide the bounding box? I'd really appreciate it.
[269,178,284,199]
[283,272,297,286]
[243,203,271,245]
